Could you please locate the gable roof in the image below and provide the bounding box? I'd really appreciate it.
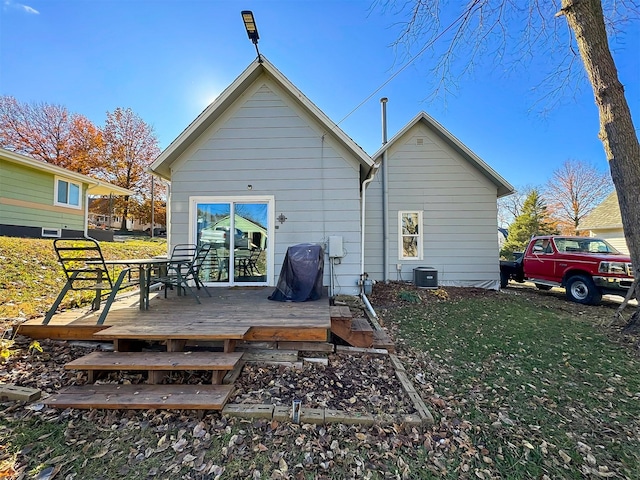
[579,191,622,230]
[372,112,514,198]
[150,57,374,180]
[0,148,132,196]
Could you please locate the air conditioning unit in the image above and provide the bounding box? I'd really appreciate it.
[414,267,438,289]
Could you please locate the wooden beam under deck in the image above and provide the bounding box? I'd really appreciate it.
[19,287,331,344]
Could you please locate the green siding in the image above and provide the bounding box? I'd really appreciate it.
[1,161,54,204]
[0,159,85,231]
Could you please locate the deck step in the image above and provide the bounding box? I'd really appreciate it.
[330,311,374,349]
[350,318,373,333]
[44,384,234,410]
[65,351,244,385]
[372,330,395,352]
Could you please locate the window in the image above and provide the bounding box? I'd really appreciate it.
[399,211,423,259]
[55,177,81,208]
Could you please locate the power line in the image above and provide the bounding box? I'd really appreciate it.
[334,7,474,128]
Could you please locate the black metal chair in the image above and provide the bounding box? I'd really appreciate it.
[160,243,212,303]
[44,238,138,325]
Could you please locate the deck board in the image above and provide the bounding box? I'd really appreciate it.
[44,384,234,410]
[65,351,244,370]
[19,287,331,343]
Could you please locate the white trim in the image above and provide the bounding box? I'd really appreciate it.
[54,176,82,209]
[398,210,423,260]
[372,112,514,198]
[150,57,373,180]
[1,148,133,196]
[188,195,275,286]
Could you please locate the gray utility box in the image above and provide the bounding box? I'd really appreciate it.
[413,267,438,289]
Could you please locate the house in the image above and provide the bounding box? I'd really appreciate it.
[0,148,132,241]
[150,58,513,294]
[365,112,514,289]
[578,191,629,254]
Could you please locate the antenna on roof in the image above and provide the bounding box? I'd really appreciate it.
[241,10,263,64]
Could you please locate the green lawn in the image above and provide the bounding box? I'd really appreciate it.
[385,292,640,478]
[0,236,167,321]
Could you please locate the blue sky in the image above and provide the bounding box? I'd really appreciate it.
[1,0,638,191]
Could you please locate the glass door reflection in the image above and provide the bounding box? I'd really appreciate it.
[196,201,268,285]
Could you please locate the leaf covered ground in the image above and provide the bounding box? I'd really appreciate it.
[1,241,640,478]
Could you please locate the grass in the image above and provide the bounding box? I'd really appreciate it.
[1,240,639,478]
[0,236,167,322]
[387,294,640,478]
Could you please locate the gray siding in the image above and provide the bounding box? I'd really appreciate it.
[365,122,501,288]
[169,80,362,294]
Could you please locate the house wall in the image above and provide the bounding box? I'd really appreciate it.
[586,228,629,254]
[365,122,501,289]
[0,160,85,236]
[168,79,363,294]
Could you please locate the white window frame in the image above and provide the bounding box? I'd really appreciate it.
[54,176,82,209]
[398,210,423,260]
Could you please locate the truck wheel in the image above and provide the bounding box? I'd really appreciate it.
[565,275,602,305]
[535,283,552,291]
[500,271,509,288]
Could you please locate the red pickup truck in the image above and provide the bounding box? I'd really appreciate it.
[500,235,635,305]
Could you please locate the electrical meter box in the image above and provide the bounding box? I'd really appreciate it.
[328,236,344,258]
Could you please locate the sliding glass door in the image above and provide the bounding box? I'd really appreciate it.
[193,197,271,286]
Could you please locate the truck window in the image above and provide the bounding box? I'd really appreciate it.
[532,239,552,254]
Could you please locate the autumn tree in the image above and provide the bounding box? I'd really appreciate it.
[501,190,558,258]
[0,96,102,174]
[545,159,613,234]
[498,185,538,228]
[384,0,639,327]
[99,107,161,231]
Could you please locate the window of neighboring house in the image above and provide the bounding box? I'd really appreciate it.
[55,177,81,209]
[399,211,423,260]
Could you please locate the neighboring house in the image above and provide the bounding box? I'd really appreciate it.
[365,113,513,289]
[0,148,132,240]
[202,214,268,250]
[578,191,629,254]
[150,57,513,294]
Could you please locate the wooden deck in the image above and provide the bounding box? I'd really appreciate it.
[19,287,331,345]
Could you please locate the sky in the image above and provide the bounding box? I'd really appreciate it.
[1,0,638,192]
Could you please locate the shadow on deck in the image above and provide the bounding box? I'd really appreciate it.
[18,286,331,345]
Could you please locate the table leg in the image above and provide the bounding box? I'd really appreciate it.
[139,265,147,310]
[94,270,103,310]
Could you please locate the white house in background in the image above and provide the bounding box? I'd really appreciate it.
[365,112,514,289]
[150,57,514,294]
[579,191,629,254]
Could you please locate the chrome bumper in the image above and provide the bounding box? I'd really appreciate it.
[593,276,635,291]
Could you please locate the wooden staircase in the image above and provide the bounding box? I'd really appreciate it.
[330,306,394,351]
[44,350,243,410]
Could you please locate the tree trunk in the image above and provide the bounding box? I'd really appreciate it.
[560,0,640,324]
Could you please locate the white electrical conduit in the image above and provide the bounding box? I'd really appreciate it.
[361,292,378,320]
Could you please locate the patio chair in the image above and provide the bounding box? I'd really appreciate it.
[246,247,262,275]
[43,238,138,325]
[160,243,212,303]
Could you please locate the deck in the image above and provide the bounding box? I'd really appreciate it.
[18,287,331,345]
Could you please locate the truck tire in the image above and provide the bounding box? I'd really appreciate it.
[500,271,509,288]
[565,275,602,305]
[535,283,552,291]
